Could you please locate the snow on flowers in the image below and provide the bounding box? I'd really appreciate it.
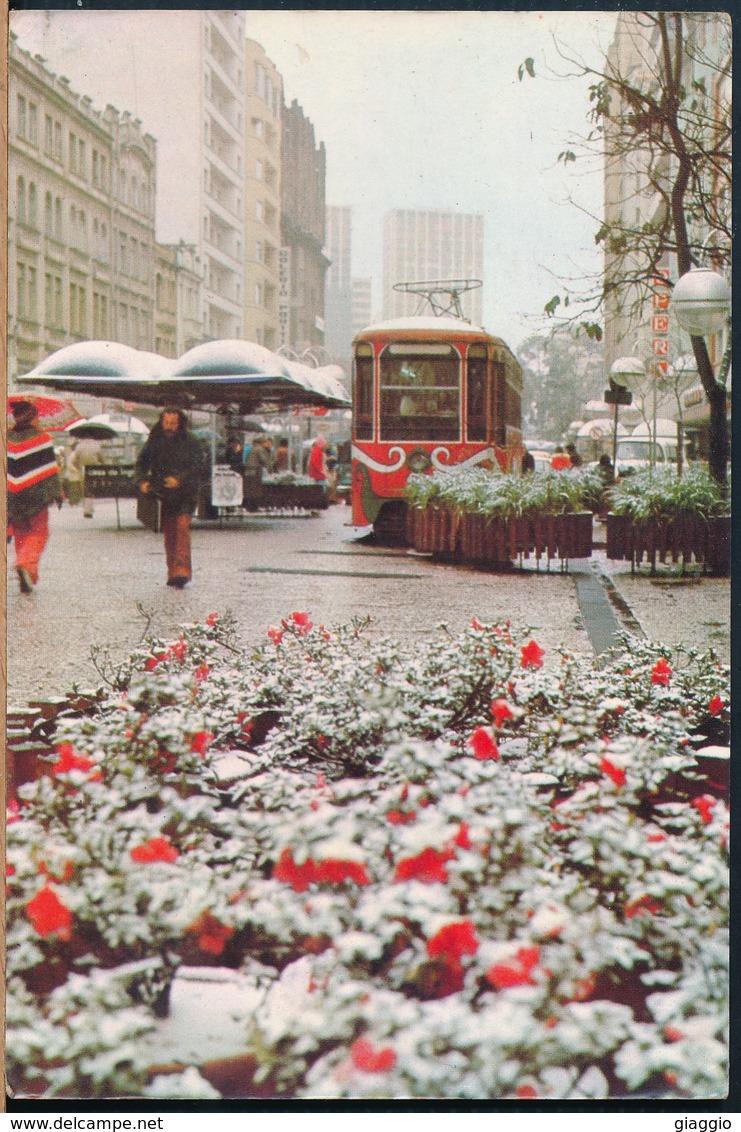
[5,610,729,1101]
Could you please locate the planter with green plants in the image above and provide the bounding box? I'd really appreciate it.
[405,466,600,568]
[606,467,730,574]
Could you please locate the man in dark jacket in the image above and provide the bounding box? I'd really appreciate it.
[7,400,64,593]
[136,407,202,587]
[243,434,273,510]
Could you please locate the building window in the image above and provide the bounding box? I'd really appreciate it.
[256,158,264,180]
[45,114,53,155]
[54,276,63,326]
[17,263,26,318]
[100,155,108,189]
[255,200,263,222]
[255,240,263,262]
[45,273,53,327]
[16,177,26,224]
[78,140,85,178]
[17,95,27,139]
[55,197,63,239]
[29,103,38,145]
[69,133,77,172]
[92,149,99,185]
[44,192,53,235]
[28,183,37,228]
[54,121,63,162]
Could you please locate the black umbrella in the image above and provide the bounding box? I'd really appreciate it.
[65,421,120,441]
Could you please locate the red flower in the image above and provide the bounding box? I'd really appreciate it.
[470,617,485,630]
[26,885,73,940]
[387,808,417,825]
[600,755,627,788]
[490,698,514,728]
[237,712,253,738]
[286,611,313,635]
[394,846,454,884]
[487,945,541,990]
[427,919,479,961]
[454,822,472,849]
[692,794,717,825]
[194,664,211,684]
[6,863,16,878]
[709,694,724,716]
[419,955,466,998]
[145,649,172,671]
[647,831,667,843]
[39,860,75,884]
[467,727,500,761]
[189,731,214,757]
[521,640,545,669]
[188,911,234,956]
[267,626,284,645]
[625,894,662,919]
[273,848,316,892]
[664,1025,685,1043]
[651,657,673,686]
[51,743,102,782]
[516,1085,538,1099]
[130,837,180,864]
[350,1038,396,1074]
[7,799,21,824]
[314,858,371,886]
[170,638,188,663]
[316,735,330,752]
[206,612,220,627]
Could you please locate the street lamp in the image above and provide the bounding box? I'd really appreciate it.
[607,356,642,474]
[671,268,730,337]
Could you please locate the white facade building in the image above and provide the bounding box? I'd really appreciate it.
[382,208,484,324]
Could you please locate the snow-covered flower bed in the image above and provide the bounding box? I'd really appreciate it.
[6,612,729,1100]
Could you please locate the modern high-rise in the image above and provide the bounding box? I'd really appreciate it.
[12,9,247,342]
[602,12,731,377]
[280,99,328,351]
[243,38,282,349]
[382,209,484,324]
[324,205,353,360]
[351,277,373,338]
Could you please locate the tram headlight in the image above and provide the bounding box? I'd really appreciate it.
[406,448,432,473]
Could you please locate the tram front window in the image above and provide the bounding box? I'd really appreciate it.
[379,345,460,441]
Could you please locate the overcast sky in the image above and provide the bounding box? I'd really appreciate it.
[12,8,618,350]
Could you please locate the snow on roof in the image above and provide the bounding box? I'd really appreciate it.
[356,315,487,336]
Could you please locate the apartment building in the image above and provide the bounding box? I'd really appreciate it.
[243,38,282,349]
[351,277,373,338]
[8,32,157,383]
[382,209,484,325]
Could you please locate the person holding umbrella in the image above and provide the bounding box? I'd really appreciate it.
[136,407,202,588]
[7,399,64,593]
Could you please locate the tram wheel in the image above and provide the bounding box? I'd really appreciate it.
[373,501,409,547]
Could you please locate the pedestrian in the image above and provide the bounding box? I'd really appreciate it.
[7,399,64,593]
[308,435,329,495]
[326,448,340,503]
[565,442,582,468]
[136,406,202,588]
[521,447,536,474]
[71,435,103,517]
[550,446,573,471]
[62,440,85,507]
[243,434,274,510]
[273,437,290,473]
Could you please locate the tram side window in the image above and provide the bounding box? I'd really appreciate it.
[354,349,374,440]
[379,346,460,441]
[492,362,506,446]
[466,347,488,441]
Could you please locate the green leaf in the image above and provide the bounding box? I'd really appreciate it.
[580,321,603,341]
[544,295,561,317]
[518,57,535,81]
[558,150,577,164]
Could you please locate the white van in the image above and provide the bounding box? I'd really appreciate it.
[614,419,689,475]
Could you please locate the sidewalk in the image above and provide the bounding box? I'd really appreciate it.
[6,500,730,708]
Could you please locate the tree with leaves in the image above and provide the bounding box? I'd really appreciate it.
[522,11,731,484]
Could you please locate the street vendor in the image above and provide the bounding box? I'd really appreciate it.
[243,434,274,511]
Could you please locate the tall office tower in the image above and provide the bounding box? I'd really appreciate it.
[351,277,373,338]
[280,99,328,350]
[243,38,282,349]
[8,33,157,382]
[382,209,484,324]
[13,9,246,342]
[324,205,354,361]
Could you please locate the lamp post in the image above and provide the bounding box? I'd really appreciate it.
[607,356,641,476]
[671,267,730,482]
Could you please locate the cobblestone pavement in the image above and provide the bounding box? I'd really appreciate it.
[6,499,730,707]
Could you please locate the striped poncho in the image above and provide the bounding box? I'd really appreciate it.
[7,425,63,523]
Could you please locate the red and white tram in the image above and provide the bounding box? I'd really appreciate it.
[351,293,523,541]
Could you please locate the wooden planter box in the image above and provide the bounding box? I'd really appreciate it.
[606,513,730,574]
[409,508,593,569]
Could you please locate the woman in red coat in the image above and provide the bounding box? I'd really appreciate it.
[308,436,329,495]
